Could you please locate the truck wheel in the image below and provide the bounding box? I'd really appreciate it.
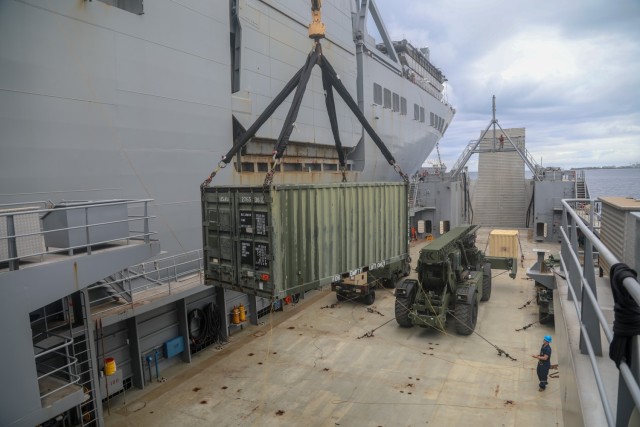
[382,275,396,289]
[387,273,399,289]
[363,290,376,305]
[395,290,415,327]
[481,263,492,302]
[455,296,478,335]
[336,293,348,302]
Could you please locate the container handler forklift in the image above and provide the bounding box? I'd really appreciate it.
[395,225,517,335]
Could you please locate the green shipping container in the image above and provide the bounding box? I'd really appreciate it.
[202,182,409,299]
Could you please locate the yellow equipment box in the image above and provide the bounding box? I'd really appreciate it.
[342,272,367,286]
[488,230,519,259]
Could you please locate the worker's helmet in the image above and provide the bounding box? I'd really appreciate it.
[544,335,552,343]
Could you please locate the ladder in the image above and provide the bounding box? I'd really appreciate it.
[75,291,103,426]
[409,181,419,210]
[575,174,589,198]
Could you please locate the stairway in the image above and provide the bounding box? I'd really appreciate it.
[575,179,587,198]
[408,181,418,211]
[87,272,134,307]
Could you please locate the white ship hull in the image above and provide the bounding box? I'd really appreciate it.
[0,0,454,257]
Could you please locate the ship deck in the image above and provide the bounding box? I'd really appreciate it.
[103,229,563,427]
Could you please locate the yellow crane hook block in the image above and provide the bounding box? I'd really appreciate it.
[308,0,325,39]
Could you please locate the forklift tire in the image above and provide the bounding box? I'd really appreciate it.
[455,296,478,335]
[539,312,553,325]
[481,263,492,302]
[336,293,348,302]
[539,305,553,325]
[535,285,542,305]
[363,290,376,306]
[395,289,416,327]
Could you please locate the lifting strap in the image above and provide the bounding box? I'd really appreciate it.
[201,40,408,192]
[321,60,347,182]
[273,45,320,160]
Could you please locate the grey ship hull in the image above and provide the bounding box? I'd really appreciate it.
[0,3,454,425]
[0,0,454,258]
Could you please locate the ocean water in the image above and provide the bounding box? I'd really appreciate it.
[584,168,640,200]
[467,168,639,200]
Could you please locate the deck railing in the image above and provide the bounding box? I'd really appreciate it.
[33,331,81,400]
[560,198,640,427]
[90,249,205,317]
[0,199,156,271]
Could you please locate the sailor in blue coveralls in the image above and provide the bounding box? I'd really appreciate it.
[532,335,552,391]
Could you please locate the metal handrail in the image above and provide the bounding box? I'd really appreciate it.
[0,232,157,263]
[0,201,50,209]
[560,198,640,426]
[558,233,615,426]
[34,340,72,358]
[0,199,157,268]
[33,331,81,399]
[0,198,153,218]
[522,143,541,171]
[91,250,205,316]
[563,199,640,301]
[37,356,79,380]
[450,141,475,174]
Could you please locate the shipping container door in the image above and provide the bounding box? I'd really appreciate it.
[204,190,236,284]
[235,190,274,295]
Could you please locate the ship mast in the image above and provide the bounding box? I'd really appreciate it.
[449,96,544,181]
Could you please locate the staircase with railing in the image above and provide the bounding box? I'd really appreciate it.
[575,170,589,199]
[33,331,81,405]
[29,298,85,425]
[449,96,549,180]
[521,142,544,179]
[450,135,544,180]
[0,199,160,427]
[449,141,476,177]
[408,181,418,211]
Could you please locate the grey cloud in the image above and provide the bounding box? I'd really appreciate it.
[375,0,640,168]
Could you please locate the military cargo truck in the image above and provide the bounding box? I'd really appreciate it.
[331,256,411,305]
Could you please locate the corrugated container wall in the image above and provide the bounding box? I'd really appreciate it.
[202,183,409,299]
[599,197,640,273]
[488,229,520,259]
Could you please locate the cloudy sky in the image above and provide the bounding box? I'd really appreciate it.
[375,0,640,170]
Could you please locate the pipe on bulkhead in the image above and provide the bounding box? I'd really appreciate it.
[154,350,160,381]
[145,355,153,384]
